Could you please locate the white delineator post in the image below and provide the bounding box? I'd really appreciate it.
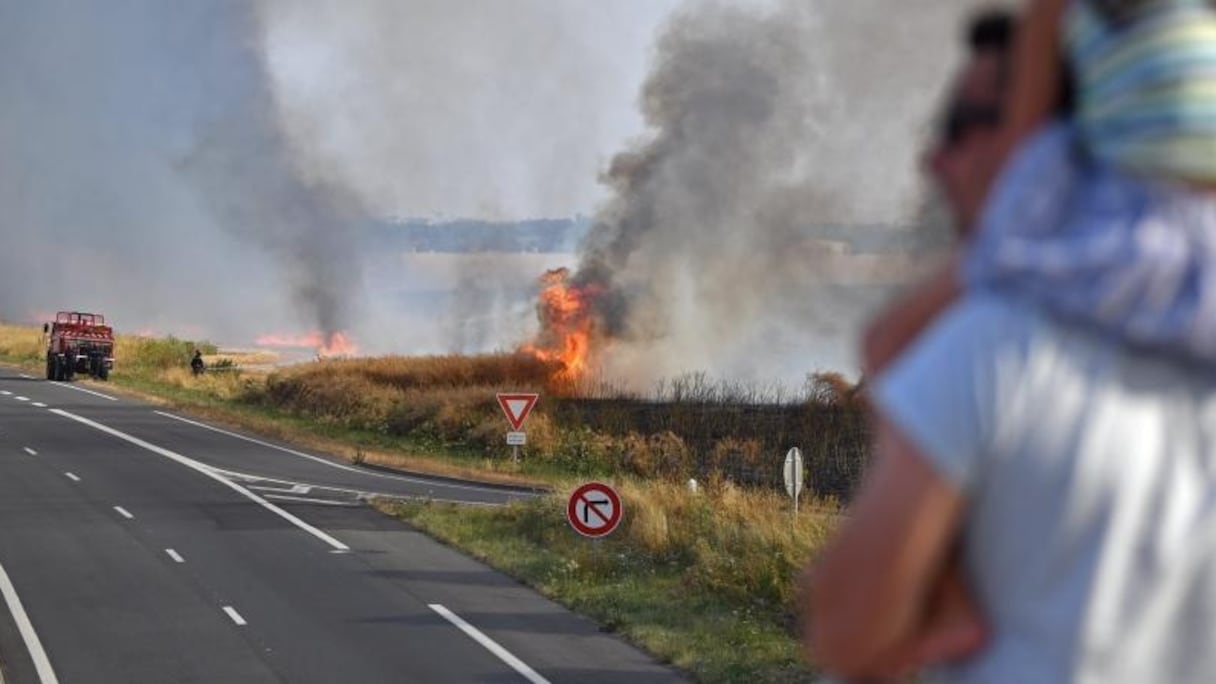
[783,446,804,518]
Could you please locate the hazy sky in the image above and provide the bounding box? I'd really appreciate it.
[0,0,989,380]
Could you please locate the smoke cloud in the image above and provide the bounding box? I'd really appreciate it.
[565,0,988,384]
[253,0,684,221]
[1,0,987,380]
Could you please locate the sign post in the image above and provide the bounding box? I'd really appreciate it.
[496,393,538,464]
[783,446,804,516]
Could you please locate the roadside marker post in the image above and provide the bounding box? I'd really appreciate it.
[783,446,804,516]
[496,393,538,464]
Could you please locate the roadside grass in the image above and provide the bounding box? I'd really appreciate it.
[379,479,837,684]
[0,323,43,363]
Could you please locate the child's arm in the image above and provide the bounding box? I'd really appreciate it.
[1000,0,1069,157]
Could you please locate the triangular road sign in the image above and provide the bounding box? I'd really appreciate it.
[496,393,539,431]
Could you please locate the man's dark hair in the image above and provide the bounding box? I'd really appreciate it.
[963,7,1074,116]
[968,10,1014,53]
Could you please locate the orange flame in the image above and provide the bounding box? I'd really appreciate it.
[521,268,599,383]
[255,331,359,358]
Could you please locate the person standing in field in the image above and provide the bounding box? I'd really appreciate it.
[806,4,1216,682]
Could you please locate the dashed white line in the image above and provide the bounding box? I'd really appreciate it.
[222,606,247,626]
[0,391,10,395]
[14,396,28,402]
[51,409,350,552]
[22,447,37,456]
[0,560,60,683]
[18,374,33,380]
[113,506,134,520]
[428,604,550,684]
[49,383,116,401]
[64,472,81,483]
[165,549,185,564]
[32,402,47,408]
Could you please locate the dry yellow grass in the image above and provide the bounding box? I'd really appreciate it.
[610,478,836,606]
[0,322,44,361]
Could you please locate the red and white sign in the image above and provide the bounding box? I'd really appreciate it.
[566,482,623,538]
[496,393,539,431]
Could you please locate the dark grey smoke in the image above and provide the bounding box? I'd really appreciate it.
[569,0,985,383]
[179,90,363,341]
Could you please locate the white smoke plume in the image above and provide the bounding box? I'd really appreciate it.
[0,1,363,342]
[253,0,684,221]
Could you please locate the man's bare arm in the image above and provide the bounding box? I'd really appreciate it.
[804,419,979,677]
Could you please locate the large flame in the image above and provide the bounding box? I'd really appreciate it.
[521,267,599,383]
[255,331,359,358]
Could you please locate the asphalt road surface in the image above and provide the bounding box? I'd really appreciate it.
[0,366,685,683]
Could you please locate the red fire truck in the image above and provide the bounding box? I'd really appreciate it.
[44,311,114,381]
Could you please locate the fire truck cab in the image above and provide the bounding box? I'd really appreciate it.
[44,311,114,381]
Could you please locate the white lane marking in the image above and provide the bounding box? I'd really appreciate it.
[49,383,116,401]
[165,549,185,564]
[18,374,32,379]
[0,560,60,684]
[14,396,28,402]
[22,447,36,456]
[64,472,81,483]
[261,494,360,507]
[249,484,312,495]
[154,411,520,495]
[428,604,550,684]
[218,470,502,507]
[222,606,247,626]
[0,391,10,395]
[32,402,46,408]
[51,409,350,552]
[113,506,134,520]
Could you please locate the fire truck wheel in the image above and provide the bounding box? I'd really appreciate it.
[98,365,109,381]
[45,357,54,380]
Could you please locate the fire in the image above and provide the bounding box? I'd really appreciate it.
[255,330,359,358]
[318,331,358,357]
[521,268,599,383]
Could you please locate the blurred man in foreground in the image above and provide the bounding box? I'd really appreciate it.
[806,8,1216,682]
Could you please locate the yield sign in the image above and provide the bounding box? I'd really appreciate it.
[496,393,539,431]
[567,482,623,538]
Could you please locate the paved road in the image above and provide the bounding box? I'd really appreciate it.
[0,366,684,683]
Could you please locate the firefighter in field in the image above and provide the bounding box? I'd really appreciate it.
[191,349,205,376]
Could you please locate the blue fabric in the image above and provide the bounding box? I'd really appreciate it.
[963,121,1216,363]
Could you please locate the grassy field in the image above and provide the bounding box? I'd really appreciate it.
[0,321,866,682]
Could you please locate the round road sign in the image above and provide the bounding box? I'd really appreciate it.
[566,482,623,538]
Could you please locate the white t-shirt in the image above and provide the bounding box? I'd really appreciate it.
[875,294,1216,683]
